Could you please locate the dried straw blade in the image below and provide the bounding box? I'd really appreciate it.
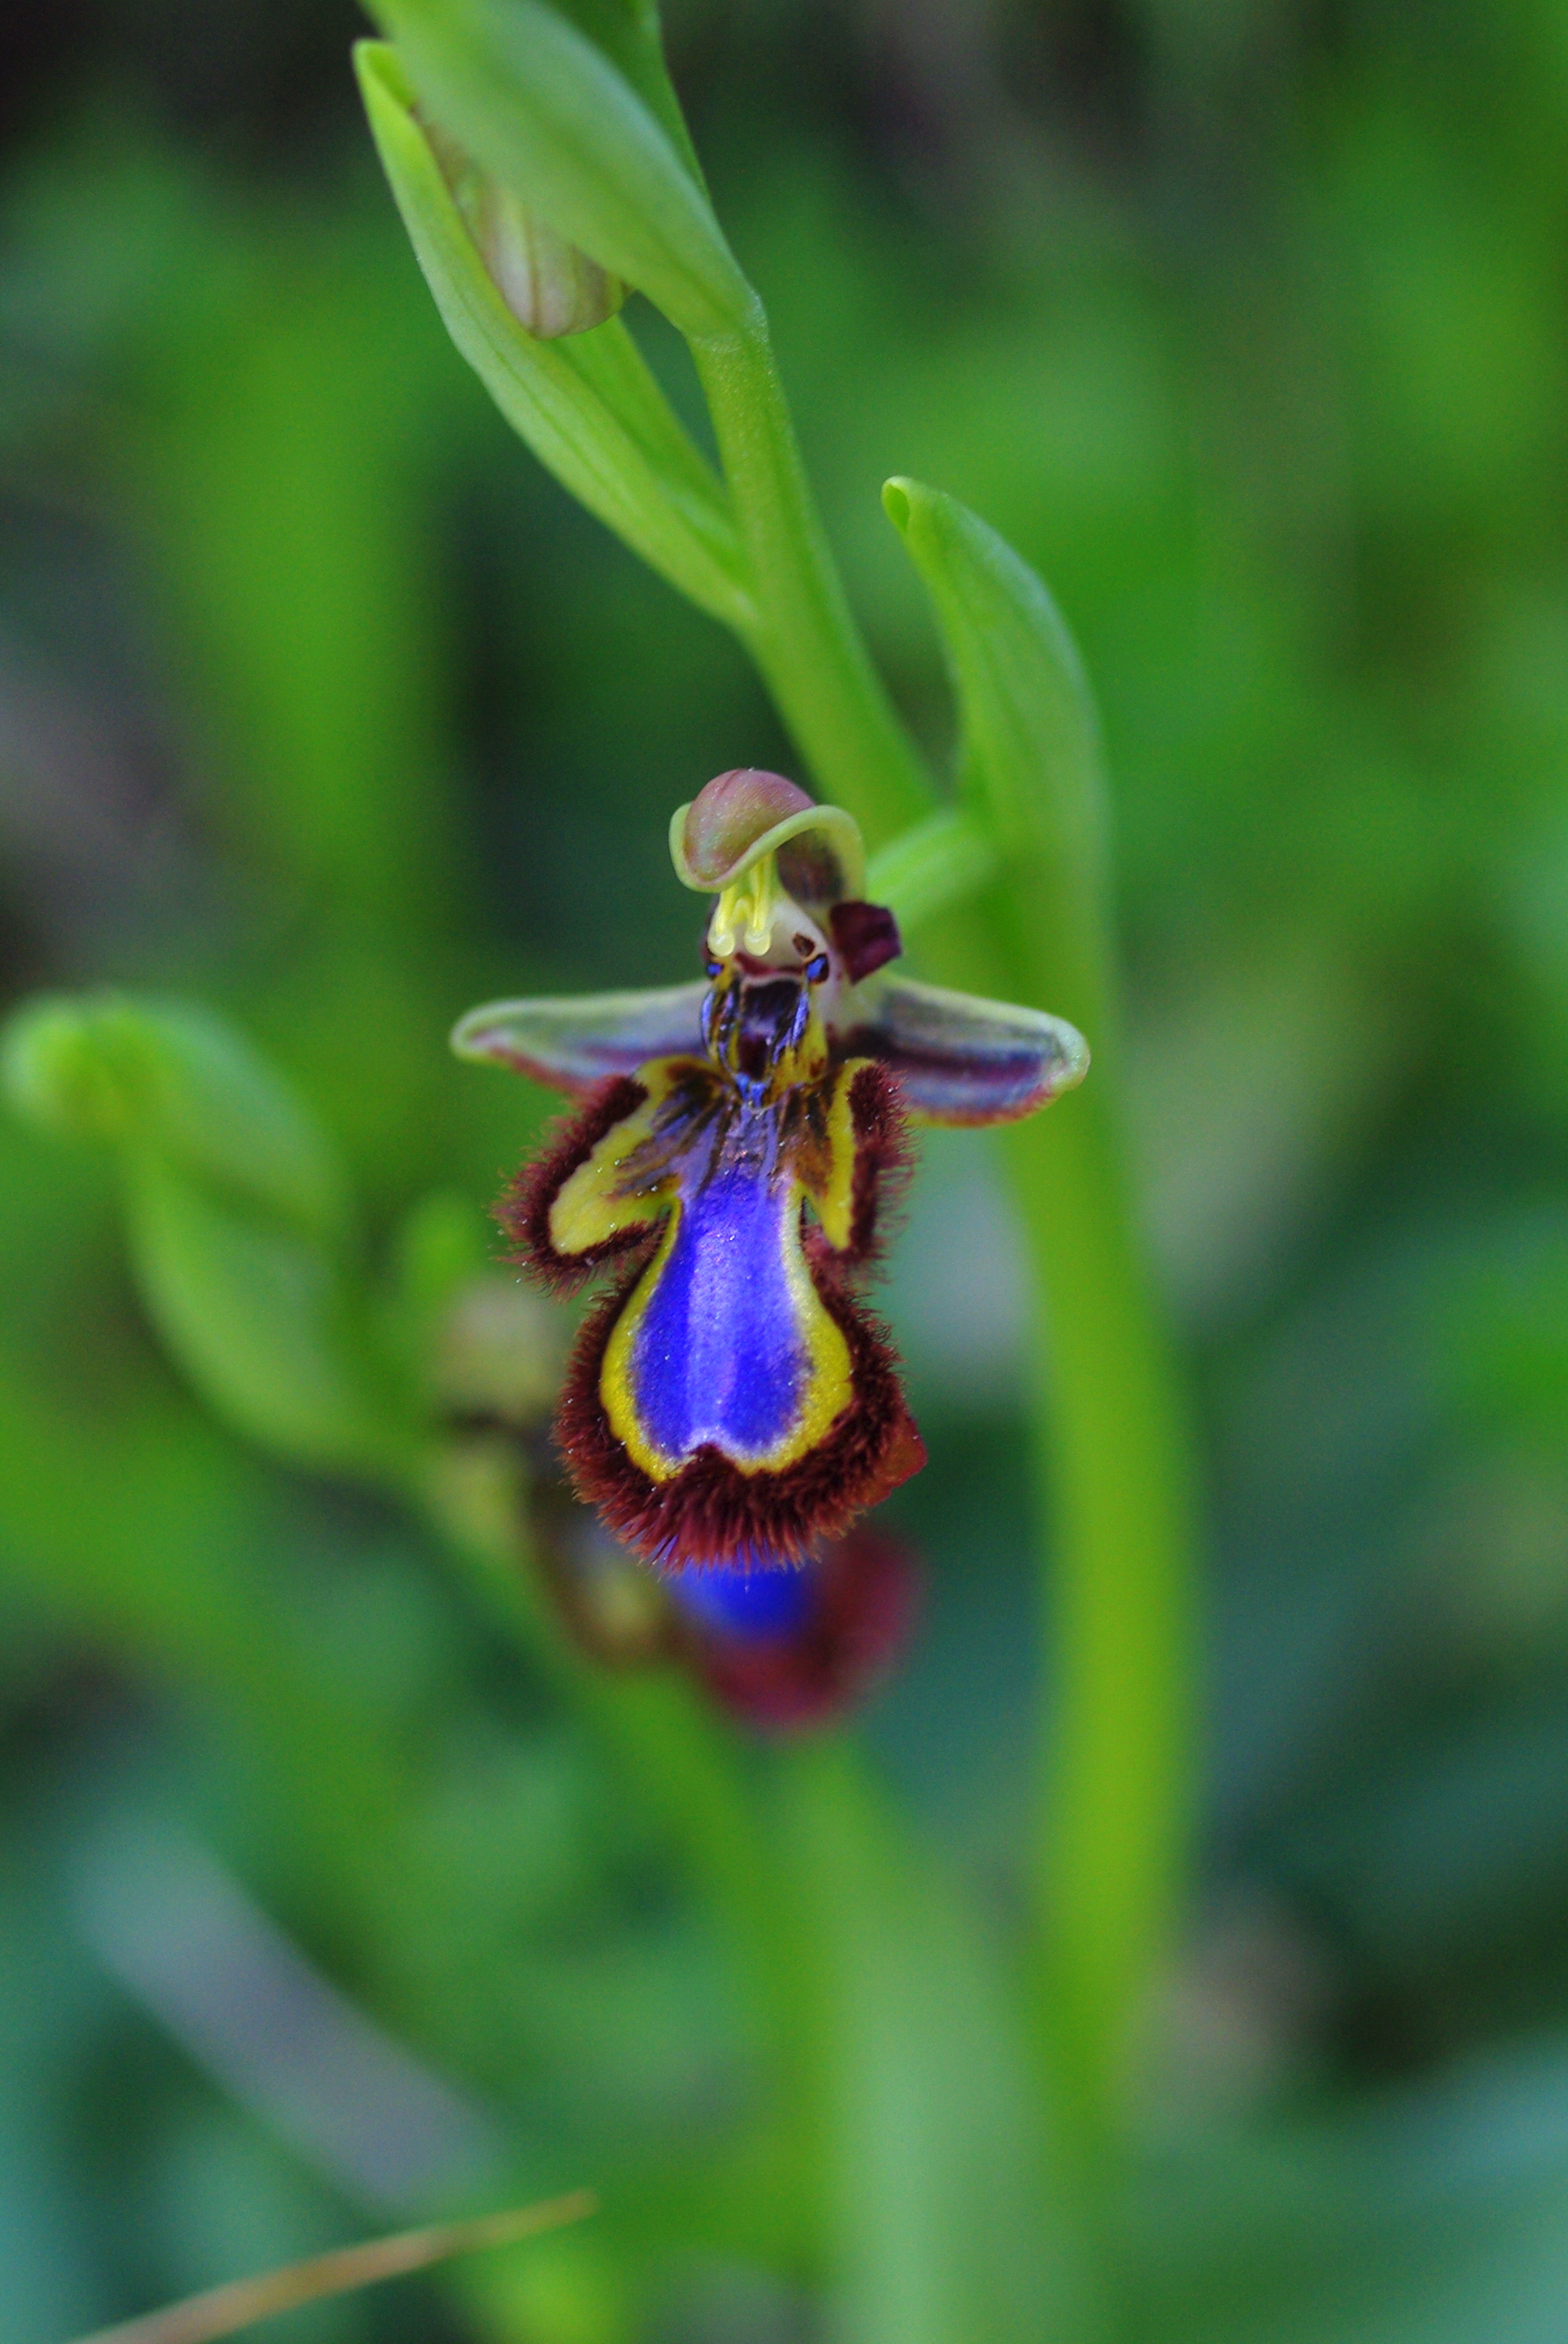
[67,2189,598,2344]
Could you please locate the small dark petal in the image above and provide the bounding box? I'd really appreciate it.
[829,900,903,985]
[691,1527,919,1731]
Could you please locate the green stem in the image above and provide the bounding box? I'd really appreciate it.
[692,303,1196,2159]
[924,894,1194,2158]
[772,1736,1096,2344]
[1006,1084,1195,2150]
[691,315,934,842]
[953,685,1194,2150]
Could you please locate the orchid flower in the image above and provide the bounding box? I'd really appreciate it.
[531,1471,918,1731]
[676,1530,917,1730]
[452,768,1089,1575]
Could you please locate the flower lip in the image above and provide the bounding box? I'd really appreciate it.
[688,1525,920,1731]
[665,1560,815,1635]
[670,770,866,903]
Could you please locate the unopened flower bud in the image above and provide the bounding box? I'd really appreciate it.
[420,117,626,339]
[530,1479,681,1671]
[674,1529,920,1732]
[433,1274,565,1430]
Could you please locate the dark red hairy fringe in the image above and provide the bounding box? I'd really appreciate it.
[554,1260,926,1569]
[496,1074,650,1295]
[692,1525,920,1731]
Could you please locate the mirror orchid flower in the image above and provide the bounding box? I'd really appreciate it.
[452,768,1089,1576]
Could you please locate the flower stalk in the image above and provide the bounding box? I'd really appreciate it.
[0,7,1209,2325]
[359,0,1199,2204]
[689,323,936,843]
[686,330,1198,2155]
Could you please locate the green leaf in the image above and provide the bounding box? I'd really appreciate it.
[367,0,752,339]
[123,1154,402,1478]
[538,0,704,186]
[357,40,749,628]
[2,995,346,1238]
[3,994,411,1481]
[883,479,1195,2150]
[778,1746,1090,2344]
[881,475,1109,1035]
[1131,2041,1568,2344]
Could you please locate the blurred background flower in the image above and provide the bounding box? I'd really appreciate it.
[3,2,1568,2340]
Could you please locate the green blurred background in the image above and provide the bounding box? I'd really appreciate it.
[4,2,1568,2338]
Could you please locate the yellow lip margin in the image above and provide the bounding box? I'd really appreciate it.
[600,1168,854,1481]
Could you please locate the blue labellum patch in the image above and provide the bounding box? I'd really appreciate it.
[629,1137,809,1467]
[669,1561,817,1641]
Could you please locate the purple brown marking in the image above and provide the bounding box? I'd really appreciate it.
[837,1020,1071,1124]
[497,1074,653,1293]
[828,899,903,984]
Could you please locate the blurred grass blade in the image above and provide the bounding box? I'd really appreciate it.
[780,1744,1087,2344]
[69,2191,597,2344]
[883,476,1196,2148]
[71,1821,499,2213]
[369,0,752,337]
[358,41,749,628]
[864,806,996,932]
[1132,2037,1568,2341]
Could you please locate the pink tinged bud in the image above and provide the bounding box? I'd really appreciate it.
[421,117,626,338]
[670,769,868,911]
[680,769,816,888]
